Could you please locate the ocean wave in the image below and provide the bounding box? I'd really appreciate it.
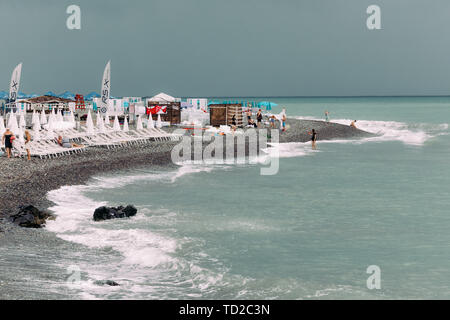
[294,116,449,146]
[45,165,243,299]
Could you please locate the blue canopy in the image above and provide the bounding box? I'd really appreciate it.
[257,101,278,111]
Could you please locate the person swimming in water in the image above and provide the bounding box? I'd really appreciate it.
[308,129,317,149]
[350,120,357,128]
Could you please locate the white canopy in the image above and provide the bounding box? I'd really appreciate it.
[148,92,177,103]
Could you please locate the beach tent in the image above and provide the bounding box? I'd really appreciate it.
[123,117,129,132]
[136,115,144,130]
[113,115,120,131]
[148,92,177,103]
[147,114,154,129]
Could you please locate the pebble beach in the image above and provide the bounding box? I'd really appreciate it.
[0,119,373,227]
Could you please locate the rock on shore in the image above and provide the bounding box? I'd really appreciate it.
[9,205,55,228]
[93,205,137,221]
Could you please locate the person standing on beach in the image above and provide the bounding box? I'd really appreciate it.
[2,128,14,158]
[325,110,330,122]
[231,114,237,132]
[256,109,262,128]
[281,114,286,132]
[308,129,317,149]
[256,109,263,128]
[24,130,31,161]
[246,108,252,125]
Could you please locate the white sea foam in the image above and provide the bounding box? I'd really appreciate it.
[45,164,241,299]
[294,116,449,146]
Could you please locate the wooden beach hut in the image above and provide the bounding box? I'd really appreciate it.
[146,92,181,125]
[209,104,243,127]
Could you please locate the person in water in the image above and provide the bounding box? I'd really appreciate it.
[2,128,15,158]
[269,115,276,128]
[308,129,317,149]
[350,120,357,128]
[325,110,330,122]
[24,130,31,161]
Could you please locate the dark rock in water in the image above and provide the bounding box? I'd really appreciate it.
[9,205,55,228]
[93,205,137,221]
[94,280,120,287]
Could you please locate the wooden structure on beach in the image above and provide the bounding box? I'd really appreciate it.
[209,104,243,127]
[147,101,181,125]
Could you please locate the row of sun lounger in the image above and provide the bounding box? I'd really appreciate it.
[1,125,182,159]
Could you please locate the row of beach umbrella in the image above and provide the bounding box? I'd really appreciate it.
[85,111,162,135]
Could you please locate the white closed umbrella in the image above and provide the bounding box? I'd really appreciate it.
[9,113,20,135]
[46,126,54,139]
[58,110,64,123]
[47,112,55,131]
[136,115,143,130]
[40,110,47,125]
[19,113,26,128]
[104,112,110,126]
[70,111,76,124]
[86,111,94,134]
[147,114,154,129]
[18,128,25,144]
[31,111,38,126]
[33,122,41,141]
[98,113,106,133]
[123,116,129,132]
[113,115,120,131]
[0,116,5,136]
[96,112,102,128]
[156,114,162,128]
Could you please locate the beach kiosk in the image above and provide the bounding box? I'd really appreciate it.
[209,104,243,127]
[146,92,181,125]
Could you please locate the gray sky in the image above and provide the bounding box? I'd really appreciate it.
[1,0,449,97]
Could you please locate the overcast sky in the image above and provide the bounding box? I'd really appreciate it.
[1,0,449,97]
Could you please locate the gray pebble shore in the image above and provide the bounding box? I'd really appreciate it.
[0,119,374,232]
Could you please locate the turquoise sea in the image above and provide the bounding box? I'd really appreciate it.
[42,97,450,299]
